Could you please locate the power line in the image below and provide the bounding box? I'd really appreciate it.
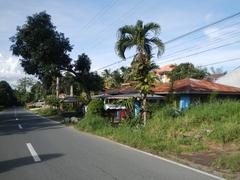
[160,29,240,60]
[95,11,240,71]
[159,40,240,64]
[199,57,240,67]
[164,20,240,53]
[81,0,119,32]
[87,0,145,50]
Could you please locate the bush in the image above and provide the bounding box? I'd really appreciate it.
[77,114,110,132]
[87,99,104,115]
[45,95,60,107]
[37,108,58,116]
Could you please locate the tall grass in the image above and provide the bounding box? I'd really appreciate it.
[76,100,240,154]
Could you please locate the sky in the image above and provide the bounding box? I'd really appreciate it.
[1,0,240,86]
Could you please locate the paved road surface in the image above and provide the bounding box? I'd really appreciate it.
[0,107,224,180]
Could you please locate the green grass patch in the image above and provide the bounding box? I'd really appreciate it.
[32,107,58,116]
[76,100,240,155]
[212,153,240,172]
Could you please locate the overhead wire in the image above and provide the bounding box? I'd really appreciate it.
[94,11,240,71]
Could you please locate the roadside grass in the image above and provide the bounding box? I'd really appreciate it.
[75,99,240,174]
[212,153,240,173]
[0,105,4,111]
[31,107,58,116]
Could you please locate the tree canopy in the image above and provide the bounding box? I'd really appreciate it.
[0,81,16,107]
[10,11,72,85]
[168,63,209,82]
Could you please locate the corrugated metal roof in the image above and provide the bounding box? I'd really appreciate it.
[106,86,138,95]
[153,78,240,94]
[216,71,240,88]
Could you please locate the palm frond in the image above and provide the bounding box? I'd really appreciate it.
[117,25,135,39]
[143,22,160,36]
[149,37,164,57]
[115,36,134,59]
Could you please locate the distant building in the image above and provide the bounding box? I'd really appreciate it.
[216,70,240,88]
[153,78,240,110]
[205,73,225,82]
[153,64,175,83]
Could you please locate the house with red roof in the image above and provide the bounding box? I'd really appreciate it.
[152,78,240,110]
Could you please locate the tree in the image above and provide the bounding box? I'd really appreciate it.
[101,69,123,89]
[168,63,209,83]
[15,77,35,104]
[31,81,45,101]
[0,81,16,107]
[115,20,164,125]
[10,11,72,89]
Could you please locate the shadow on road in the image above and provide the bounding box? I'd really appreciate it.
[0,108,64,136]
[0,153,63,173]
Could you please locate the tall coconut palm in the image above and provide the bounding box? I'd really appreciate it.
[115,20,164,125]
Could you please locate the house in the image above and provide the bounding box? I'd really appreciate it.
[153,64,175,83]
[216,70,240,88]
[92,84,164,121]
[152,78,240,110]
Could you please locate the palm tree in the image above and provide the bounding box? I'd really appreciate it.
[115,20,164,125]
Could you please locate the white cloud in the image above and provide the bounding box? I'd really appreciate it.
[0,54,35,87]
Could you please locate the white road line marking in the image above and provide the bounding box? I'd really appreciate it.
[26,143,41,162]
[18,124,23,129]
[15,118,19,120]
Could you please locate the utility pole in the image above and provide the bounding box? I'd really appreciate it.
[70,85,73,97]
[56,77,59,98]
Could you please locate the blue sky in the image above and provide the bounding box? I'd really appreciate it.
[0,0,240,85]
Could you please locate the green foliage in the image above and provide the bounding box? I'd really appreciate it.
[76,100,240,155]
[212,153,240,172]
[15,77,35,105]
[45,95,60,107]
[31,81,45,101]
[115,20,165,124]
[10,11,72,87]
[87,99,104,115]
[61,103,76,112]
[168,63,209,82]
[35,108,58,116]
[77,114,110,132]
[0,81,16,107]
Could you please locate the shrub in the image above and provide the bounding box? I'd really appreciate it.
[37,108,58,116]
[87,99,104,115]
[45,95,60,107]
[77,114,109,132]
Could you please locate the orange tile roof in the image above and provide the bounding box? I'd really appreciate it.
[153,64,175,74]
[152,78,240,94]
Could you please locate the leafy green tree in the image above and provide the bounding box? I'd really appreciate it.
[169,63,209,82]
[15,77,35,104]
[10,11,72,89]
[115,20,164,125]
[0,81,16,107]
[101,69,123,89]
[31,81,45,101]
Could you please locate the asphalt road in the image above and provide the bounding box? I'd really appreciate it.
[0,107,224,180]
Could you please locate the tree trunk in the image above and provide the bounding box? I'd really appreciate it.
[142,93,147,126]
